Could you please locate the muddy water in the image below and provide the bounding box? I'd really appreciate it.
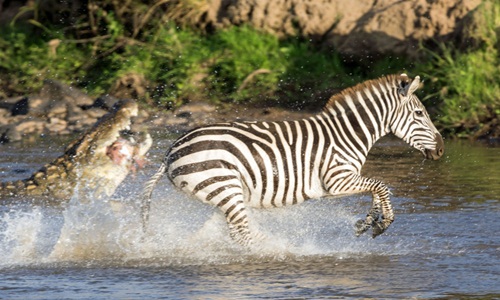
[0,134,499,299]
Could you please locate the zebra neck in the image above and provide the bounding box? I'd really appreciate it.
[319,105,390,159]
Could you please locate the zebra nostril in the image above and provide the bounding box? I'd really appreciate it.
[435,134,445,158]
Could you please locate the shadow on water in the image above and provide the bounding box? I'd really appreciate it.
[0,135,499,299]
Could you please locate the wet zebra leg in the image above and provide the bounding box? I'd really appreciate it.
[226,212,254,246]
[344,176,393,238]
[221,199,255,247]
[227,218,253,246]
[355,195,382,236]
[371,185,394,238]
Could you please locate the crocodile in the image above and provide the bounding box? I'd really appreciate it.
[0,99,152,203]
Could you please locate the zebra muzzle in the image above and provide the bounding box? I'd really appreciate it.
[424,134,444,160]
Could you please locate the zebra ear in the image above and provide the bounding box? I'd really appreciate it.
[398,74,420,97]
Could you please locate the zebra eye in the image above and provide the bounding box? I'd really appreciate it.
[415,110,423,117]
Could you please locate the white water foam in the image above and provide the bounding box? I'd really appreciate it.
[0,180,414,268]
[0,207,44,265]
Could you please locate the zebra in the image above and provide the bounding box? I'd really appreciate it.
[140,74,444,246]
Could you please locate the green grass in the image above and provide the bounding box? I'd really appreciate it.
[0,22,351,108]
[0,25,89,97]
[419,45,500,136]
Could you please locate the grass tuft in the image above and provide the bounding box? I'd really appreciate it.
[416,0,500,137]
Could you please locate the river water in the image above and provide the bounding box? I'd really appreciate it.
[0,133,499,299]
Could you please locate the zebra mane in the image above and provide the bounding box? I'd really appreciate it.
[324,74,415,111]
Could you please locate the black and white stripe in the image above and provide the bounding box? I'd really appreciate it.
[141,74,444,246]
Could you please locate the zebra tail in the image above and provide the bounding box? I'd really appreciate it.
[140,162,167,233]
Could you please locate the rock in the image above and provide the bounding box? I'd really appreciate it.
[21,96,48,117]
[4,95,57,117]
[84,107,108,119]
[36,80,89,121]
[0,79,150,142]
[10,97,30,115]
[46,117,68,133]
[0,108,10,125]
[45,100,68,118]
[455,0,500,50]
[91,94,121,110]
[0,0,486,60]
[0,117,46,143]
[67,114,99,132]
[0,96,24,113]
[171,0,482,58]
[39,79,94,107]
[329,0,482,58]
[174,102,218,128]
[15,118,46,134]
[0,125,22,143]
[175,102,217,116]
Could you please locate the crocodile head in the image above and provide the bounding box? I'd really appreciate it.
[65,99,153,200]
[1,99,152,202]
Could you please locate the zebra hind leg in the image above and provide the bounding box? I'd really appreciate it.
[222,200,260,247]
[371,212,394,238]
[227,217,253,246]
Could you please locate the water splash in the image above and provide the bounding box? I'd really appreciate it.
[0,207,44,265]
[0,181,415,269]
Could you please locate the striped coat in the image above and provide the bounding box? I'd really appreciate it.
[141,74,444,246]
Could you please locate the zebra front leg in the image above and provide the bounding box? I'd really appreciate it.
[331,174,394,238]
[372,184,394,237]
[355,194,382,236]
[357,181,394,238]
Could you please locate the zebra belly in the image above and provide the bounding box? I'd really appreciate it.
[167,155,326,209]
[169,170,326,209]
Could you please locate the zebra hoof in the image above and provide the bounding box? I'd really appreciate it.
[371,221,385,238]
[355,219,370,236]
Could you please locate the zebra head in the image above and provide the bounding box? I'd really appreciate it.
[390,74,444,160]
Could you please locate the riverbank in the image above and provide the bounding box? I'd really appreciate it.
[2,78,500,144]
[0,80,317,144]
[0,0,499,140]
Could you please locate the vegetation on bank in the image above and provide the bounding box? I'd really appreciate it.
[419,0,500,138]
[0,1,498,139]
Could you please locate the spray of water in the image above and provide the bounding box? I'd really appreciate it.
[0,180,414,269]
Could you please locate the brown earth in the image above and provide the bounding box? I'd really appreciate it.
[1,0,484,58]
[189,0,483,58]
